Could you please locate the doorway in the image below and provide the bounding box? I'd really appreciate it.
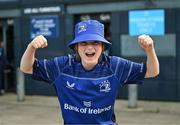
[0,18,15,93]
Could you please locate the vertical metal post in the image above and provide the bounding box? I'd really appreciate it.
[128,84,138,108]
[16,68,25,101]
[2,25,8,91]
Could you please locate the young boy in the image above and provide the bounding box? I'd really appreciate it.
[20,20,159,124]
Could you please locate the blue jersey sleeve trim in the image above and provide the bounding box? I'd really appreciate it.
[32,59,51,83]
[32,56,69,84]
[124,62,133,83]
[54,57,61,74]
[114,57,120,75]
[44,59,50,81]
[124,63,146,85]
[110,56,146,86]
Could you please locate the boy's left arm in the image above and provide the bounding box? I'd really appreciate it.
[138,34,159,78]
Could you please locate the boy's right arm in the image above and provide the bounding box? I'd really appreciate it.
[20,35,48,74]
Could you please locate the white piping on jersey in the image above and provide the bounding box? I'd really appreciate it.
[61,73,114,80]
[114,58,120,75]
[68,54,72,66]
[140,63,143,73]
[44,59,50,80]
[124,62,133,83]
[54,57,60,74]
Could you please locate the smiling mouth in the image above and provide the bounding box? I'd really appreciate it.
[85,52,95,57]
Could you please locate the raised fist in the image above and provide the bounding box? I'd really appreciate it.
[138,34,154,52]
[29,35,48,49]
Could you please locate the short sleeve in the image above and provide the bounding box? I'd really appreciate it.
[32,56,68,84]
[111,56,146,86]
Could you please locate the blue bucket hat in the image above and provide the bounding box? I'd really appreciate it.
[68,20,112,50]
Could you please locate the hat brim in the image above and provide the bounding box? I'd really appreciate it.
[68,34,112,50]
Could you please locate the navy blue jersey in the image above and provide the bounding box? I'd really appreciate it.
[32,54,146,124]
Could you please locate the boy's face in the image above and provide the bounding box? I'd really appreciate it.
[77,41,103,70]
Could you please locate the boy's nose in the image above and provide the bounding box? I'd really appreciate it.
[86,44,94,48]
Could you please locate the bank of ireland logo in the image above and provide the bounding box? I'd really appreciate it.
[83,101,91,107]
[99,80,111,92]
[66,81,75,89]
[78,24,87,34]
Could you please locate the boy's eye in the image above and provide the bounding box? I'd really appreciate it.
[79,41,101,46]
[92,41,100,45]
[79,42,87,46]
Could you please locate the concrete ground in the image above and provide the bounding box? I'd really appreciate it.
[0,93,180,125]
